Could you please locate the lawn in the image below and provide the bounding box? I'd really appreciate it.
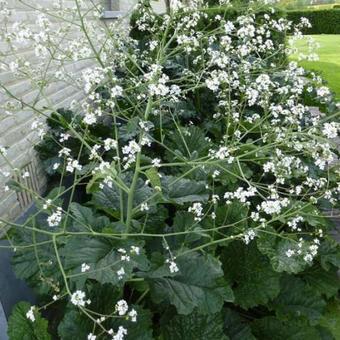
[290,35,340,100]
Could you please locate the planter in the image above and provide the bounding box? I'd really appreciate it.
[0,205,37,338]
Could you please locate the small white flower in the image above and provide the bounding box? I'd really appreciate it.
[26,306,35,322]
[88,333,96,340]
[169,260,179,274]
[128,309,138,322]
[243,229,256,245]
[115,300,129,316]
[81,263,90,273]
[117,267,125,280]
[140,202,149,212]
[71,290,88,307]
[151,158,161,168]
[130,246,140,255]
[104,138,118,151]
[47,207,63,227]
[188,202,204,221]
[113,326,128,340]
[22,171,30,178]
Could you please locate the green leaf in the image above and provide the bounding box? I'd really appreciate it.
[91,175,156,218]
[7,302,51,340]
[222,308,256,340]
[221,242,281,309]
[252,316,321,340]
[271,276,326,325]
[161,176,209,204]
[169,211,207,249]
[257,234,308,274]
[319,238,340,270]
[148,252,234,315]
[57,309,91,340]
[162,310,228,340]
[145,168,162,191]
[302,265,340,299]
[319,302,340,339]
[62,236,149,286]
[110,306,154,340]
[164,126,209,162]
[69,203,111,232]
[86,161,117,193]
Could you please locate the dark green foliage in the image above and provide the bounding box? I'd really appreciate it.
[287,9,340,34]
[7,302,51,340]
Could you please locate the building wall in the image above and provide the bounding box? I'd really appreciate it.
[0,0,165,223]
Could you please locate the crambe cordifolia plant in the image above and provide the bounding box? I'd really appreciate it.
[0,0,339,338]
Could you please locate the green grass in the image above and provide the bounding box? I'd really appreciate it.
[290,35,340,100]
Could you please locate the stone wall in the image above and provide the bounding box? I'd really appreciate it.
[0,0,165,223]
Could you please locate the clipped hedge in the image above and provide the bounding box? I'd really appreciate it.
[287,9,340,34]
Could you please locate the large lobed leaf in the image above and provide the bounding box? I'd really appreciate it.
[162,310,228,340]
[148,252,234,315]
[7,302,51,340]
[222,241,281,309]
[61,236,149,286]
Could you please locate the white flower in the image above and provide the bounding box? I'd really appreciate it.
[66,159,82,173]
[130,246,140,255]
[84,113,97,125]
[71,290,88,307]
[104,138,118,151]
[151,158,161,168]
[243,229,256,245]
[111,85,123,98]
[81,263,90,273]
[26,306,35,322]
[285,249,295,257]
[168,260,179,274]
[43,199,52,210]
[128,309,138,322]
[188,202,204,221]
[22,171,30,178]
[316,86,330,98]
[115,300,128,316]
[322,122,339,139]
[88,334,96,340]
[47,207,63,227]
[117,267,125,280]
[0,146,7,156]
[113,326,128,340]
[140,202,149,212]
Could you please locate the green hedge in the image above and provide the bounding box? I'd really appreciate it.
[287,9,340,34]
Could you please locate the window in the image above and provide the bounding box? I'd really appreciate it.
[105,0,119,11]
[102,0,123,19]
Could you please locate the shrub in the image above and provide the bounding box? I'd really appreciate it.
[287,9,340,34]
[0,0,340,339]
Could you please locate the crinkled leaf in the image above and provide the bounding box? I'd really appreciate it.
[62,236,149,286]
[162,310,228,340]
[110,306,153,340]
[252,316,321,340]
[148,252,234,315]
[91,176,155,218]
[165,126,209,160]
[223,308,256,340]
[221,242,281,309]
[319,302,340,339]
[302,265,340,299]
[7,302,51,340]
[257,234,308,274]
[271,276,326,325]
[57,309,91,340]
[69,203,111,232]
[161,176,209,204]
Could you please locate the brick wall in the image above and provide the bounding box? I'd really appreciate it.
[0,0,165,223]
